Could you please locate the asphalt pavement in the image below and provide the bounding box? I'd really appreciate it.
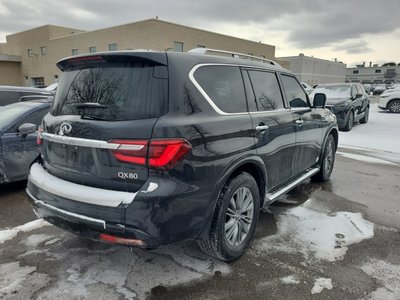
[0,148,399,300]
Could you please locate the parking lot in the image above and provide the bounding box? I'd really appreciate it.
[1,99,400,300]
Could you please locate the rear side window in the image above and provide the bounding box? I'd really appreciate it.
[247,70,284,111]
[194,66,247,113]
[281,75,309,108]
[51,62,168,121]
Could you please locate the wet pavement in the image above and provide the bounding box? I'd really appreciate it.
[0,148,400,300]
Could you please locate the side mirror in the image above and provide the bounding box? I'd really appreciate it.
[18,123,37,136]
[313,93,326,108]
[355,93,363,99]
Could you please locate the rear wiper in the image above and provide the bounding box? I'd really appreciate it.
[72,102,107,109]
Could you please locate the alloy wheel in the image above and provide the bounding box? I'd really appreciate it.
[225,187,254,246]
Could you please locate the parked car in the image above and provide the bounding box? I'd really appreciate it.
[0,86,53,106]
[301,82,313,94]
[0,100,51,184]
[372,84,387,95]
[310,83,370,131]
[379,89,400,113]
[26,49,338,261]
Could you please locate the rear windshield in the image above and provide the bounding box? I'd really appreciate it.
[311,85,351,98]
[51,62,168,121]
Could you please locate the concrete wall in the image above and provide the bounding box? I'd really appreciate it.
[0,19,276,86]
[0,61,22,85]
[279,55,346,85]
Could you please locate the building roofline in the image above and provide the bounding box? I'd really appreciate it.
[277,55,345,64]
[49,18,275,48]
[6,24,86,38]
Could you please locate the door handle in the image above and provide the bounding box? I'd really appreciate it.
[295,119,304,125]
[256,125,269,131]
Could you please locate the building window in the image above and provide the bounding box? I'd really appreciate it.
[197,44,206,48]
[375,69,381,73]
[41,47,47,55]
[108,43,117,51]
[353,70,359,74]
[72,49,79,56]
[89,46,96,53]
[31,77,45,87]
[27,49,33,57]
[174,41,183,52]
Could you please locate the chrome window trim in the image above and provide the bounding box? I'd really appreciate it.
[41,132,144,150]
[189,63,293,116]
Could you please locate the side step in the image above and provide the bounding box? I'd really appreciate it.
[263,167,319,206]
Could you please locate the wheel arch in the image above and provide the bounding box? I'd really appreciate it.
[197,156,267,240]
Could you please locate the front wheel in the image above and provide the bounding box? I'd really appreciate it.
[360,106,369,124]
[388,100,400,113]
[342,111,354,131]
[312,134,336,182]
[198,172,260,261]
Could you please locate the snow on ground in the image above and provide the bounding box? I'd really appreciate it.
[0,219,49,244]
[336,152,398,166]
[280,275,300,285]
[0,262,37,295]
[339,103,400,155]
[252,204,374,262]
[361,259,400,300]
[311,278,333,294]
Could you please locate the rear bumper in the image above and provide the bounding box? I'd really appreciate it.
[26,162,212,247]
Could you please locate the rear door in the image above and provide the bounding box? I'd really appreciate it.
[280,74,323,176]
[2,108,48,181]
[244,69,296,190]
[41,54,169,193]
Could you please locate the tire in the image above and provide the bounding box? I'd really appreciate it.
[388,100,400,113]
[312,134,336,182]
[198,172,260,261]
[342,110,354,131]
[360,106,369,124]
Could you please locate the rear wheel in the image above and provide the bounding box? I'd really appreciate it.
[388,100,400,113]
[312,134,336,182]
[343,110,354,131]
[360,106,369,124]
[198,172,260,261]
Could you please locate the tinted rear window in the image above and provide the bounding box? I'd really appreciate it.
[51,62,168,121]
[194,66,247,113]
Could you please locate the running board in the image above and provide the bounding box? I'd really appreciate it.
[264,167,319,205]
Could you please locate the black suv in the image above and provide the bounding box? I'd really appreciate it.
[26,49,338,261]
[310,83,370,131]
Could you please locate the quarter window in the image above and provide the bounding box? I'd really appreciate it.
[194,66,247,113]
[247,70,284,111]
[281,75,309,108]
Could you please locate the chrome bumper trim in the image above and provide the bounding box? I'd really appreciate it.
[26,188,106,229]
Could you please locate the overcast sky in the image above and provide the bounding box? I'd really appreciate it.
[1,0,399,66]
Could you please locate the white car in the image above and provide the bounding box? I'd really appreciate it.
[379,89,400,113]
[301,82,313,94]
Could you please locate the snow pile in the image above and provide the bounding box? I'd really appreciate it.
[311,278,333,294]
[362,259,400,299]
[339,103,400,154]
[0,262,36,295]
[253,206,374,262]
[280,275,300,285]
[336,152,398,166]
[0,219,50,244]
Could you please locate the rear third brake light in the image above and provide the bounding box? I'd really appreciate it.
[110,138,191,170]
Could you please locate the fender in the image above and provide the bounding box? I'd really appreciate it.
[197,153,267,240]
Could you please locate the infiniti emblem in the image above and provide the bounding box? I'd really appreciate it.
[58,122,72,136]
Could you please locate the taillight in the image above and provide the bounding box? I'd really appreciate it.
[110,138,191,170]
[99,233,146,247]
[36,126,44,145]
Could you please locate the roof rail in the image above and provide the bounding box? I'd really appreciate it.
[188,48,281,67]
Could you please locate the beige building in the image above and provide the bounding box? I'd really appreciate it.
[278,53,347,85]
[0,19,276,87]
